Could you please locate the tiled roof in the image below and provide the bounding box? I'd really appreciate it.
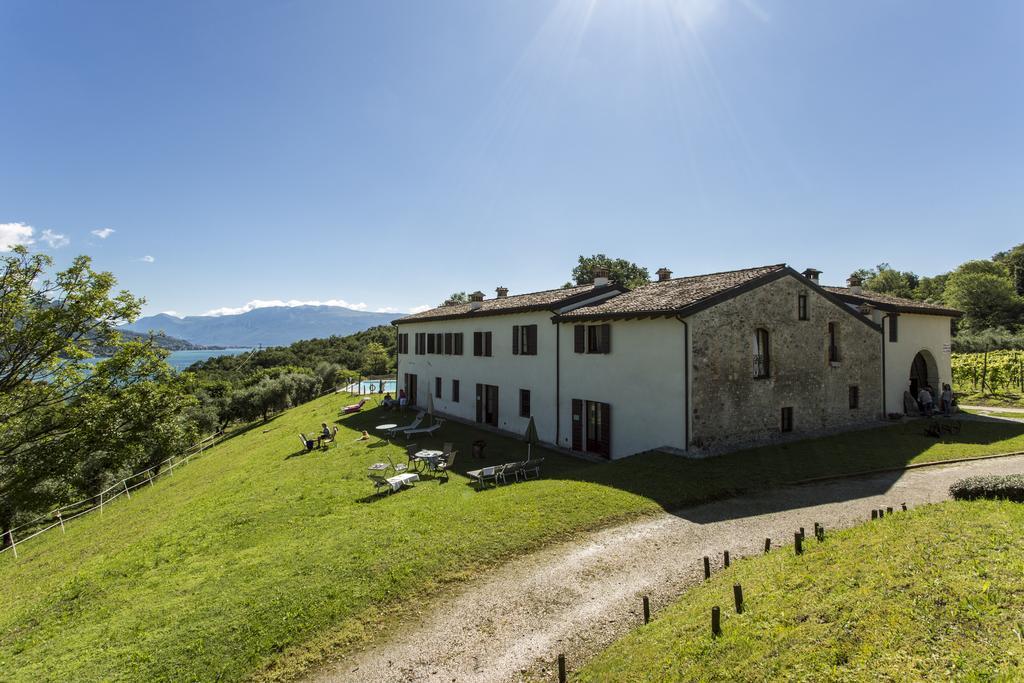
[393,283,614,324]
[823,287,962,317]
[558,264,788,320]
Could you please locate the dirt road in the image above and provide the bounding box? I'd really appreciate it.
[307,454,1024,683]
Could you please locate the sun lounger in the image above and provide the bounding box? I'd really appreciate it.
[519,457,544,481]
[466,464,504,490]
[388,412,424,437]
[343,398,368,414]
[369,472,418,495]
[299,434,315,451]
[404,419,445,440]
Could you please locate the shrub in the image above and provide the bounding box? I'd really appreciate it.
[950,474,1024,502]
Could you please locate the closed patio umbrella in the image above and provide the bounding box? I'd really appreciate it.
[426,390,435,425]
[523,415,539,460]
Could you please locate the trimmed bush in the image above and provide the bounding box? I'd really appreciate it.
[950,474,1024,502]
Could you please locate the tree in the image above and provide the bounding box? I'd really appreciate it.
[0,247,196,539]
[944,263,1021,331]
[569,254,650,289]
[360,342,390,376]
[993,243,1024,295]
[440,292,468,307]
[855,263,919,299]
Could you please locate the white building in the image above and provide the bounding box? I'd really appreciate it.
[393,265,960,459]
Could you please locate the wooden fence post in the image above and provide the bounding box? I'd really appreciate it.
[764,537,771,553]
[558,653,567,683]
[7,530,16,559]
[711,606,721,636]
[703,556,711,580]
[57,510,65,535]
[794,532,803,555]
[643,596,650,624]
[733,584,744,614]
[723,551,730,568]
[123,480,131,500]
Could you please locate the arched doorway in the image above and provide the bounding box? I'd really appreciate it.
[909,350,938,397]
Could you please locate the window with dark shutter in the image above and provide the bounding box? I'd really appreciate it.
[574,325,585,353]
[828,323,840,363]
[849,385,859,409]
[435,377,442,399]
[571,399,583,450]
[452,379,460,403]
[798,293,808,321]
[512,325,520,355]
[415,333,426,355]
[435,333,443,353]
[427,334,435,354]
[526,325,538,355]
[444,333,453,355]
[889,315,898,343]
[586,324,611,354]
[484,331,492,357]
[473,332,482,356]
[600,324,610,353]
[454,333,464,355]
[519,389,531,417]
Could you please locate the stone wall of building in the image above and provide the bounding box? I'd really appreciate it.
[688,274,883,452]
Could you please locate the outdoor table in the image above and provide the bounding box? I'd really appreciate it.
[385,472,419,492]
[375,423,397,443]
[414,449,445,472]
[368,462,390,472]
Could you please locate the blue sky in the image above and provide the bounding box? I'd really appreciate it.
[2,0,1021,317]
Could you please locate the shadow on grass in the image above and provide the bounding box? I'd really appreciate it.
[320,402,1024,519]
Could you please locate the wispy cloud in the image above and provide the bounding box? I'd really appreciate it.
[40,229,70,248]
[0,222,35,251]
[91,227,115,239]
[201,298,371,316]
[409,304,431,314]
[140,255,155,263]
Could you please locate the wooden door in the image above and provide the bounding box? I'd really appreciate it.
[485,385,499,426]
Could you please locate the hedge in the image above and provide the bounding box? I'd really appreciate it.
[950,474,1024,502]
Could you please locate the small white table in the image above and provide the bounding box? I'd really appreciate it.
[386,472,419,491]
[376,424,398,432]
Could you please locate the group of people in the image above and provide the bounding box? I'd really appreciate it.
[917,384,955,417]
[381,389,408,410]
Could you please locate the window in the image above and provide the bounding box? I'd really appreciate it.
[519,389,531,417]
[849,385,859,409]
[512,325,538,355]
[452,379,460,403]
[587,324,611,354]
[435,333,443,353]
[781,406,794,433]
[397,333,409,354]
[950,318,958,337]
[435,377,442,399]
[573,324,611,354]
[753,328,770,378]
[454,333,464,355]
[798,293,809,321]
[889,314,898,343]
[444,333,453,355]
[415,333,426,355]
[828,323,840,363]
[427,334,436,354]
[473,331,492,357]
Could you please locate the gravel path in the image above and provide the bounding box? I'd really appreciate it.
[307,454,1024,683]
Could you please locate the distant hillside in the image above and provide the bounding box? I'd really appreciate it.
[90,329,206,356]
[120,305,400,347]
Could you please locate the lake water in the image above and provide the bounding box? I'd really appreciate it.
[165,348,252,371]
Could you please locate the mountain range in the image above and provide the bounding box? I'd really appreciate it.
[120,306,401,348]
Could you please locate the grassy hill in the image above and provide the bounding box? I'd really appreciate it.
[577,499,1024,681]
[3,397,1024,681]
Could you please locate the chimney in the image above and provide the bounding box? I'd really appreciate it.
[655,267,672,282]
[802,268,822,284]
[593,267,610,287]
[847,274,863,295]
[469,291,485,310]
[495,286,508,299]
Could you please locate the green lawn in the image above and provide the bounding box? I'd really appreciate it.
[2,394,1024,682]
[961,408,1024,420]
[576,500,1024,682]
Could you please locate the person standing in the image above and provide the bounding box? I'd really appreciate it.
[918,386,934,416]
[398,388,408,411]
[941,384,954,417]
